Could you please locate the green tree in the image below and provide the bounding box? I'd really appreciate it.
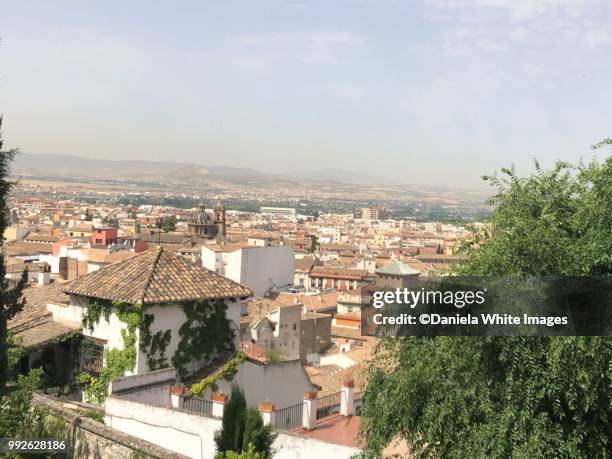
[215,444,265,459]
[214,386,276,458]
[162,215,177,232]
[360,150,611,458]
[0,116,28,394]
[308,234,319,254]
[0,368,70,456]
[215,385,247,454]
[242,408,276,458]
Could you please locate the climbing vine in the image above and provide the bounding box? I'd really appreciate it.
[172,299,236,379]
[191,352,246,396]
[78,297,236,402]
[78,300,140,404]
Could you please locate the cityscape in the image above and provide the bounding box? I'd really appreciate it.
[1,1,610,458]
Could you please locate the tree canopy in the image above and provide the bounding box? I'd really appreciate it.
[360,148,611,458]
[0,116,28,394]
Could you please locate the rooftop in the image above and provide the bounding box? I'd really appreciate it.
[375,260,420,276]
[63,246,252,304]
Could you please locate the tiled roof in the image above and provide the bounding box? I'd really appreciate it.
[24,233,60,243]
[271,291,338,312]
[18,321,80,349]
[375,260,420,276]
[4,240,53,255]
[63,247,252,304]
[9,281,71,333]
[310,266,372,280]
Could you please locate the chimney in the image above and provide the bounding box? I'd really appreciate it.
[38,263,51,286]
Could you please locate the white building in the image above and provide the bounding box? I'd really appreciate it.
[48,247,252,380]
[202,243,295,297]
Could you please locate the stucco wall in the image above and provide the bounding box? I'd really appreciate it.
[105,396,359,459]
[216,359,313,409]
[106,396,222,459]
[49,297,243,377]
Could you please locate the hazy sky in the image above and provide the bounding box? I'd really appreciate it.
[1,0,611,188]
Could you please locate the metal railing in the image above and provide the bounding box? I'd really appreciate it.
[316,391,341,422]
[353,391,364,415]
[273,402,303,431]
[183,396,214,418]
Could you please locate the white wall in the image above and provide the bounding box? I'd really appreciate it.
[38,254,61,274]
[105,396,221,459]
[137,299,241,375]
[216,359,313,409]
[274,432,360,459]
[105,396,360,459]
[49,296,243,377]
[203,246,295,297]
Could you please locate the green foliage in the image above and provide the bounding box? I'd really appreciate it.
[140,313,172,370]
[360,153,612,458]
[454,157,612,276]
[265,350,283,363]
[161,215,177,232]
[0,369,70,457]
[172,299,236,379]
[215,385,247,454]
[242,408,276,459]
[79,301,140,404]
[7,333,24,374]
[101,215,119,227]
[0,116,28,393]
[192,353,246,396]
[83,408,105,423]
[215,443,265,459]
[79,299,175,401]
[308,234,319,253]
[81,297,234,401]
[214,386,276,458]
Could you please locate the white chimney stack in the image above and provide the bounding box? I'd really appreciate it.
[38,263,51,286]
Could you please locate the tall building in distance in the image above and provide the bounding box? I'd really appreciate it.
[213,200,227,239]
[361,204,389,220]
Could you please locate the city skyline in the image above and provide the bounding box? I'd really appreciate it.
[1,0,611,187]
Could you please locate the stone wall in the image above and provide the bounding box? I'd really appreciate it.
[32,393,187,459]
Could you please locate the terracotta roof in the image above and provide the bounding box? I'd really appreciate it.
[18,321,80,349]
[4,240,53,255]
[63,247,252,304]
[24,233,60,243]
[295,256,318,272]
[9,281,71,333]
[271,291,338,312]
[310,266,372,280]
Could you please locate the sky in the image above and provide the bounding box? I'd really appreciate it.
[1,0,611,188]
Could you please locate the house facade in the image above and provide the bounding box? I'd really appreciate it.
[47,247,252,389]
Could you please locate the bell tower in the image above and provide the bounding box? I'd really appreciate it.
[213,200,226,239]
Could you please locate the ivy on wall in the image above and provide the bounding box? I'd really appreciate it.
[78,299,140,404]
[78,297,236,403]
[171,299,236,379]
[191,352,246,396]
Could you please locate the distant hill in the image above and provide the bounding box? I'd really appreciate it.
[12,153,267,180]
[284,167,393,185]
[10,153,489,205]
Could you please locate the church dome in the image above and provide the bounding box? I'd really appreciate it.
[189,202,212,225]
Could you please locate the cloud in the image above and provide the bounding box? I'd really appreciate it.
[425,0,612,58]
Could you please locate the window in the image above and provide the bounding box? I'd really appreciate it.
[78,338,105,376]
[293,323,297,331]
